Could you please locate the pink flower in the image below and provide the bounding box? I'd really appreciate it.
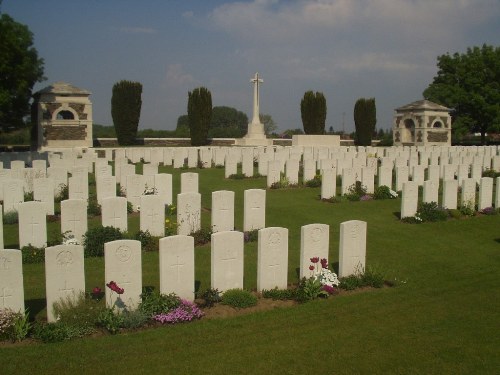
[92,286,102,295]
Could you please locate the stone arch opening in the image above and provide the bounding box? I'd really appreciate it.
[55,110,76,120]
[401,118,415,143]
[433,121,443,128]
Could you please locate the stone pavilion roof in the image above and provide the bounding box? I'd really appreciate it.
[35,81,91,96]
[395,99,450,112]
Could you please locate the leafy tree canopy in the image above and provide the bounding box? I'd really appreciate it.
[0,13,45,131]
[209,106,247,138]
[423,44,500,144]
[260,114,278,136]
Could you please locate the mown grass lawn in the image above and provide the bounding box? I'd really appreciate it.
[1,165,499,374]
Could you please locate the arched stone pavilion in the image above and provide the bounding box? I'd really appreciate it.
[392,100,451,146]
[32,82,93,150]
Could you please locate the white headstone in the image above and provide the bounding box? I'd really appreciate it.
[101,197,128,232]
[300,224,329,279]
[154,173,173,206]
[341,168,355,195]
[68,176,89,201]
[461,178,476,208]
[18,201,46,248]
[401,181,419,219]
[45,245,85,322]
[378,165,392,189]
[211,190,235,233]
[338,220,367,277]
[211,231,244,292]
[104,240,142,311]
[3,179,24,213]
[95,175,116,205]
[257,227,288,291]
[177,192,201,235]
[243,189,266,231]
[422,180,439,204]
[180,172,199,193]
[33,177,55,215]
[0,249,24,313]
[159,235,195,300]
[140,195,165,237]
[442,179,458,209]
[61,199,88,243]
[478,177,493,210]
[126,174,144,211]
[321,169,336,199]
[267,160,281,187]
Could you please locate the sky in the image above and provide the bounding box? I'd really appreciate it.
[3,0,499,134]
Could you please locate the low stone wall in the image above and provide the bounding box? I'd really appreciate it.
[94,138,293,147]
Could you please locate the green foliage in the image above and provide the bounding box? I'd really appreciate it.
[229,172,245,179]
[297,277,329,301]
[260,114,278,135]
[373,185,394,200]
[139,290,181,317]
[23,191,33,201]
[175,115,190,137]
[305,174,322,187]
[33,322,93,343]
[339,275,364,290]
[417,202,449,222]
[270,173,291,189]
[82,226,124,257]
[188,87,212,146]
[55,183,68,203]
[244,229,259,243]
[120,310,149,329]
[262,288,298,301]
[92,124,117,138]
[52,292,103,329]
[221,289,258,308]
[192,227,212,246]
[0,128,30,145]
[134,230,157,252]
[345,181,368,201]
[482,169,500,178]
[0,13,45,131]
[354,98,377,146]
[3,210,18,224]
[0,309,30,342]
[209,106,248,138]
[459,202,476,217]
[87,197,101,217]
[301,91,327,134]
[111,80,143,145]
[423,44,500,144]
[21,245,45,264]
[199,288,221,308]
[97,309,123,335]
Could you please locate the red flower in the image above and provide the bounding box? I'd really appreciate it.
[309,265,315,271]
[310,257,319,264]
[106,281,125,295]
[92,286,102,295]
[320,258,329,269]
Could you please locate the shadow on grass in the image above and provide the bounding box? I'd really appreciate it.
[494,238,500,244]
[25,298,46,320]
[393,212,402,220]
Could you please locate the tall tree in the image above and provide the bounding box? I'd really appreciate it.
[423,44,500,144]
[260,114,277,135]
[188,87,212,146]
[353,98,377,146]
[300,91,326,134]
[0,13,45,131]
[111,80,142,145]
[209,106,247,138]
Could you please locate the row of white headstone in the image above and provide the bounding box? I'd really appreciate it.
[400,176,500,218]
[0,220,367,322]
[0,185,266,249]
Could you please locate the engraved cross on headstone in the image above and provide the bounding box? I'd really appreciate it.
[170,255,185,283]
[0,287,13,308]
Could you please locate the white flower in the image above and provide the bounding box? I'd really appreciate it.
[315,268,340,287]
[389,189,398,198]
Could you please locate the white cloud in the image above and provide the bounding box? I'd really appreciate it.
[164,64,197,88]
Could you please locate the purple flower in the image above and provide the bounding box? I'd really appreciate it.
[322,285,336,294]
[153,300,204,324]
